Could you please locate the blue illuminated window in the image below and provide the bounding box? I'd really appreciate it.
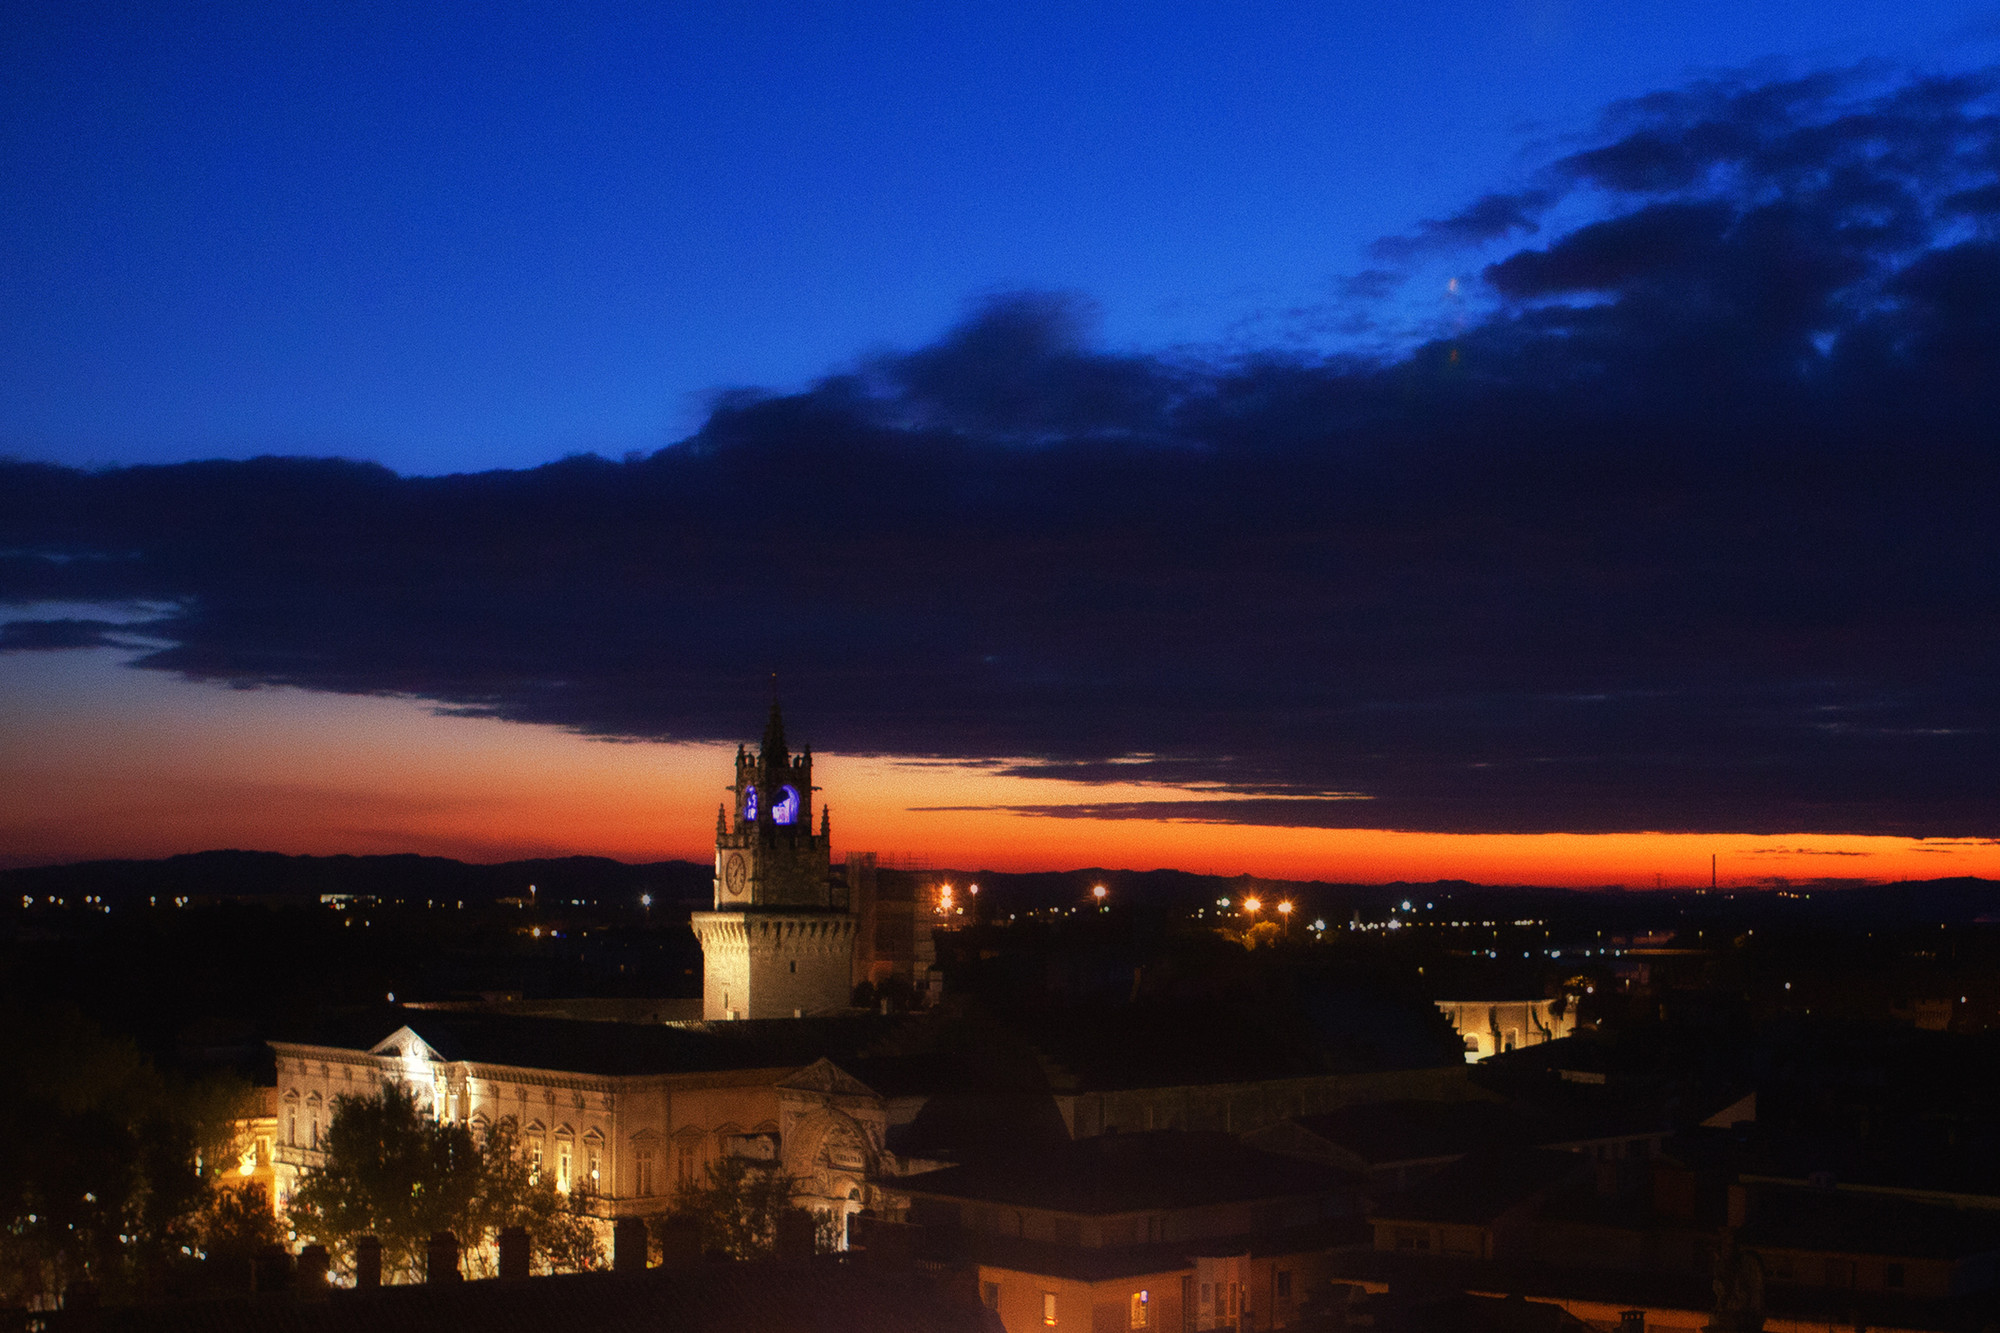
[744,787,759,821]
[773,785,800,825]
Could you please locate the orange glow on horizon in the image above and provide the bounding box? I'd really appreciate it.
[5,648,2000,887]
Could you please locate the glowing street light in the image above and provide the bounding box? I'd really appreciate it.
[1277,901,1293,917]
[1242,897,1262,914]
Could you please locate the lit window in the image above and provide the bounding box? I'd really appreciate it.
[1130,1289,1149,1328]
[1042,1291,1058,1326]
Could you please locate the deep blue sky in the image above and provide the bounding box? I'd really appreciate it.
[4,1,1994,474]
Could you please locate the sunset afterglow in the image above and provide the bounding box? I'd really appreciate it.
[8,646,1996,887]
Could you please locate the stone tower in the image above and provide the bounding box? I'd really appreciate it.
[690,703,857,1019]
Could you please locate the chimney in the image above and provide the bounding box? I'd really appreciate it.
[252,1243,292,1293]
[613,1217,650,1275]
[296,1245,330,1298]
[777,1208,817,1265]
[427,1231,462,1284]
[498,1226,531,1280]
[863,1217,913,1267]
[1620,1311,1646,1333]
[354,1235,382,1290]
[655,1214,701,1269]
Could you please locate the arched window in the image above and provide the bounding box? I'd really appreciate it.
[673,1128,705,1190]
[555,1125,575,1193]
[525,1121,547,1182]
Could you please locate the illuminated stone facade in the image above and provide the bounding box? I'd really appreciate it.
[268,1024,888,1241]
[1435,997,1576,1062]
[692,704,857,1020]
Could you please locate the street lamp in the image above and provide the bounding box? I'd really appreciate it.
[1092,885,1108,910]
[1242,897,1262,914]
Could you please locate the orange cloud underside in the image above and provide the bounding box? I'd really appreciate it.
[5,649,1998,886]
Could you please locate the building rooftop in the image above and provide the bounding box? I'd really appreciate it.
[894,1130,1356,1214]
[1742,1186,2000,1262]
[1371,1149,1584,1226]
[272,1009,909,1080]
[57,1262,997,1333]
[1286,1099,1533,1166]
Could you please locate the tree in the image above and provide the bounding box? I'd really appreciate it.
[286,1084,484,1282]
[287,1086,601,1281]
[663,1156,803,1260]
[469,1120,600,1276]
[190,1183,287,1287]
[0,1003,255,1309]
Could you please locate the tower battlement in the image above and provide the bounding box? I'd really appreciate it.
[697,702,856,1019]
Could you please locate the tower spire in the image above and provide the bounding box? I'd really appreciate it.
[762,697,787,763]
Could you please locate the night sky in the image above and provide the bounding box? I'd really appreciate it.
[5,5,2000,884]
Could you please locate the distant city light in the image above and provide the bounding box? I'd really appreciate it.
[639,893,653,908]
[1243,897,1262,913]
[1277,901,1293,916]
[1093,885,1108,902]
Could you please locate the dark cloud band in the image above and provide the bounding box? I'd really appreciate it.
[3,67,1999,838]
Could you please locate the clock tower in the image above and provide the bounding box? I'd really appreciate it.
[690,703,857,1019]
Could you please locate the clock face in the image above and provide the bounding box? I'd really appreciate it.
[724,853,746,896]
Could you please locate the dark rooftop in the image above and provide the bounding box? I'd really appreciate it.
[893,1130,1356,1214]
[55,1262,997,1333]
[1371,1149,1584,1226]
[274,1009,910,1080]
[1013,995,1461,1091]
[1742,1187,2000,1262]
[1288,1099,1533,1165]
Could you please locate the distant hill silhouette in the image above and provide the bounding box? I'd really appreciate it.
[5,851,1997,925]
[0,849,713,909]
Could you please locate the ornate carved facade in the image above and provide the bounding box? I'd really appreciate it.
[268,1022,890,1241]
